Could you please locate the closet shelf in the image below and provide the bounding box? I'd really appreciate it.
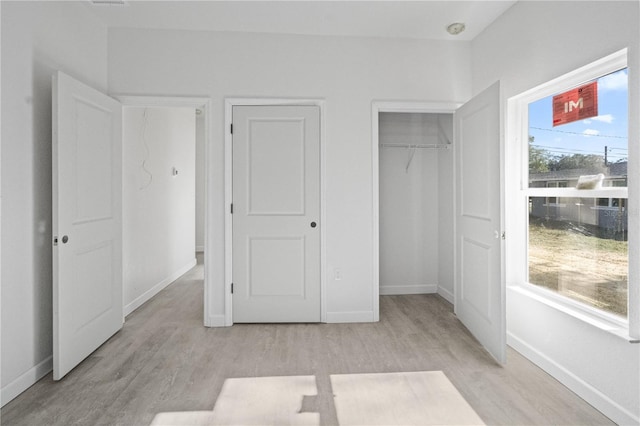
[379,143,450,150]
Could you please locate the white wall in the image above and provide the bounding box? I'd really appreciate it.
[0,1,108,405]
[436,114,454,303]
[108,29,472,324]
[122,107,196,315]
[195,112,205,252]
[472,2,640,424]
[379,113,443,296]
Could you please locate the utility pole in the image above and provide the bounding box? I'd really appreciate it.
[604,145,608,166]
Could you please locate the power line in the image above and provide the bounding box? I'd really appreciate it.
[542,151,626,160]
[530,126,627,139]
[531,143,628,152]
[533,150,624,157]
[531,145,625,156]
[530,144,627,161]
[533,145,599,153]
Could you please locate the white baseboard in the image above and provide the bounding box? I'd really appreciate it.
[508,332,638,425]
[205,315,227,327]
[380,284,437,295]
[326,311,375,323]
[437,286,454,304]
[1,356,52,407]
[124,258,197,317]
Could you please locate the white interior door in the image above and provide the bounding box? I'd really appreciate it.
[454,82,505,363]
[232,105,320,323]
[52,71,123,380]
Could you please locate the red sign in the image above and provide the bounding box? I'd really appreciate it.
[552,81,598,127]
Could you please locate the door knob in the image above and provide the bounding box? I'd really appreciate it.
[310,222,317,228]
[62,235,69,244]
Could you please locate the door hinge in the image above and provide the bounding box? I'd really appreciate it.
[231,283,234,294]
[230,203,233,214]
[230,123,233,134]
[53,236,58,246]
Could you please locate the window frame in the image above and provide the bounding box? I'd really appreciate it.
[506,49,639,341]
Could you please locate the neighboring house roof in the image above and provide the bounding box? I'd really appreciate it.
[608,161,628,177]
[530,162,627,182]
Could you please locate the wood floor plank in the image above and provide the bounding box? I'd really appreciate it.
[1,257,614,425]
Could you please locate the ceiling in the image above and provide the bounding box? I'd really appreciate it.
[84,1,517,41]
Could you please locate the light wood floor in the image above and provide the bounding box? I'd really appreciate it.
[2,256,614,425]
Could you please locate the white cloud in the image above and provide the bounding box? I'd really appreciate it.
[591,114,614,124]
[583,128,600,137]
[598,71,628,92]
[582,119,591,124]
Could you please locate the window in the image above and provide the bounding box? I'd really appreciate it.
[510,50,632,324]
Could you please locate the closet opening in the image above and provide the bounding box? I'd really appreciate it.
[377,110,455,306]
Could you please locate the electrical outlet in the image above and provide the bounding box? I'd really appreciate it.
[334,268,342,280]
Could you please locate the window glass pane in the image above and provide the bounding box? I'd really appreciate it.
[528,69,628,188]
[528,197,627,317]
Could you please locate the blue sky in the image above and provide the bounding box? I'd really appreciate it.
[528,68,629,163]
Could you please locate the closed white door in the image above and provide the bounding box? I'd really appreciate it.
[454,82,505,363]
[232,105,320,322]
[52,71,123,380]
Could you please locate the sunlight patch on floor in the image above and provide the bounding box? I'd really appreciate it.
[150,371,484,426]
[151,376,318,426]
[331,371,485,426]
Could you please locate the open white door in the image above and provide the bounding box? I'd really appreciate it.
[454,81,505,363]
[52,71,123,380]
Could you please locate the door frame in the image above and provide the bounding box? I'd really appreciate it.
[372,101,461,321]
[224,98,326,326]
[115,95,212,324]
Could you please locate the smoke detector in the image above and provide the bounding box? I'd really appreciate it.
[446,23,466,36]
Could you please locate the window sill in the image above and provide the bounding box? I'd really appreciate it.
[527,187,628,198]
[508,284,639,343]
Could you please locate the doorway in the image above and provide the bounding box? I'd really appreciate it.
[372,103,459,318]
[121,106,198,316]
[372,91,505,364]
[224,98,326,325]
[52,75,212,379]
[377,110,454,301]
[117,96,211,320]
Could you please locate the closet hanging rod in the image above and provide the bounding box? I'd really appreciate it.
[379,143,450,149]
